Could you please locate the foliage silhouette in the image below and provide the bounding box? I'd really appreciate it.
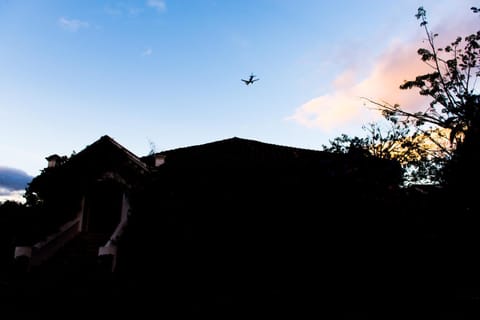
[325,6,480,187]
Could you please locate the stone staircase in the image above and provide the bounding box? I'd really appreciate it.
[40,232,109,268]
[23,232,113,296]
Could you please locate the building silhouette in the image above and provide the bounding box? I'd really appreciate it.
[9,135,403,314]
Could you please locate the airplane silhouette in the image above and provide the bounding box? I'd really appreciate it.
[241,73,259,85]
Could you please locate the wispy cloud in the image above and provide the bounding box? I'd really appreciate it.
[58,17,89,32]
[142,48,153,56]
[104,4,143,16]
[147,0,166,13]
[104,1,164,18]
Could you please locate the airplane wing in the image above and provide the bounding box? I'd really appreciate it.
[242,74,259,85]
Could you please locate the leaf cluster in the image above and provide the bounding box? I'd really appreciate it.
[325,6,480,185]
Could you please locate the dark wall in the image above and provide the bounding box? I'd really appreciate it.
[119,156,403,312]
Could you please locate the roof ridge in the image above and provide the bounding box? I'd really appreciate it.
[153,136,324,155]
[86,135,149,171]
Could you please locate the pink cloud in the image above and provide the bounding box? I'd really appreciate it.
[354,39,431,112]
[288,39,430,133]
[288,12,478,133]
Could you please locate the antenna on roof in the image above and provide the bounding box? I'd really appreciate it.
[148,139,157,156]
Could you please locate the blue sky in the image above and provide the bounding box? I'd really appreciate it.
[0,0,478,181]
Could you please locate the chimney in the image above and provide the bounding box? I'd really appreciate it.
[46,154,62,168]
[154,154,166,167]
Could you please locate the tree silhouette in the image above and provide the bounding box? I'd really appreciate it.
[323,121,446,184]
[326,6,480,187]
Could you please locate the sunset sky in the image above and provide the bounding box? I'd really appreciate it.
[0,0,478,192]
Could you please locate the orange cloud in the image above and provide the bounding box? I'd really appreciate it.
[288,39,430,132]
[287,93,371,131]
[288,12,478,133]
[355,39,432,111]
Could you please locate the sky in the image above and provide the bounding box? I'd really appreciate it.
[0,0,479,200]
